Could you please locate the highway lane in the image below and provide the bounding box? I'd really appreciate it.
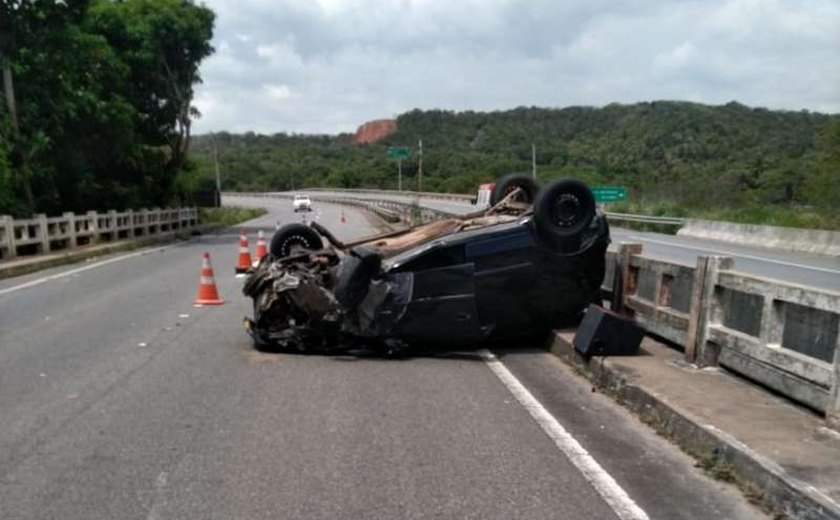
[1,199,764,519]
[290,190,840,291]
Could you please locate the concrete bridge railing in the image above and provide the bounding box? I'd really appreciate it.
[0,207,198,261]
[602,243,840,428]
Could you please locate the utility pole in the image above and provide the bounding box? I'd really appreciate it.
[418,139,423,192]
[213,143,221,207]
[398,159,402,191]
[531,143,537,179]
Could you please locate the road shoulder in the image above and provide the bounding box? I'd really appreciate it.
[548,330,840,520]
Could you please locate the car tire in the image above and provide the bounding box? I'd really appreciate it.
[533,179,596,248]
[270,223,324,258]
[334,246,381,309]
[490,172,540,206]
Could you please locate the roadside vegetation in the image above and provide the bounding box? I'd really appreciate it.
[0,0,215,218]
[198,206,267,227]
[193,103,840,230]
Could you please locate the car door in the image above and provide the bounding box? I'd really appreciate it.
[393,262,483,345]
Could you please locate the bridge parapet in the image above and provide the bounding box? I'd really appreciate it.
[605,242,840,428]
[0,207,198,261]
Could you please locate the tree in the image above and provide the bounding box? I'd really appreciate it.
[0,0,214,216]
[87,0,215,203]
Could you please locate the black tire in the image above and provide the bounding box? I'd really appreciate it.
[270,224,323,258]
[533,179,596,246]
[490,172,540,206]
[334,246,381,309]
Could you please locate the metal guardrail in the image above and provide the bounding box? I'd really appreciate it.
[305,187,474,203]
[224,192,452,225]
[0,207,198,261]
[262,188,686,227]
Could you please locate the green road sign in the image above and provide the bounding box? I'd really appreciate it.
[387,146,409,160]
[591,186,628,203]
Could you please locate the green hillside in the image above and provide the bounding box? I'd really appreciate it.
[192,101,840,229]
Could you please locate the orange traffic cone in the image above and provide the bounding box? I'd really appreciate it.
[194,252,224,305]
[255,230,268,262]
[235,229,253,274]
[340,210,346,224]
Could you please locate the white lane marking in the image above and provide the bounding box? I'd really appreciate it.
[0,247,167,297]
[480,349,649,520]
[627,235,840,275]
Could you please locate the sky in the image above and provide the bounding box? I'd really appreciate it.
[191,0,840,135]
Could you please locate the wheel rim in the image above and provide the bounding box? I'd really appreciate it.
[280,235,311,257]
[550,193,583,228]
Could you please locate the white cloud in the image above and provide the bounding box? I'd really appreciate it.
[192,0,840,134]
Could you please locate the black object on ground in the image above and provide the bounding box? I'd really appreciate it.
[574,304,644,357]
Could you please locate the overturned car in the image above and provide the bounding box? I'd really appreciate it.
[243,175,610,354]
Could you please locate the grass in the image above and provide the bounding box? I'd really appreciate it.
[198,206,267,227]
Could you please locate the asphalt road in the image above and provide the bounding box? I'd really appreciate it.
[298,190,840,291]
[0,198,765,519]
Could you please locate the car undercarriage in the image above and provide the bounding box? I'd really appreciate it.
[243,175,610,354]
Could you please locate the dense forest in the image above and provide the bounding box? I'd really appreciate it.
[194,102,840,228]
[0,0,215,217]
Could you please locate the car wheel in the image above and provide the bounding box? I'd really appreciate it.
[490,172,540,206]
[270,223,324,258]
[533,179,596,248]
[334,246,381,309]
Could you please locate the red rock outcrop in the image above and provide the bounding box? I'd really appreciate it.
[353,119,397,144]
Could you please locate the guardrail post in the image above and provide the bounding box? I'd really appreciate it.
[612,242,642,314]
[63,212,77,248]
[139,208,149,236]
[36,214,50,254]
[829,331,840,430]
[125,210,135,238]
[107,210,117,240]
[1,215,16,259]
[88,210,99,244]
[685,255,733,366]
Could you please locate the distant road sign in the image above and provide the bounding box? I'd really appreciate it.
[591,186,628,203]
[387,146,409,160]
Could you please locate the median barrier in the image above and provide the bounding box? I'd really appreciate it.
[0,207,198,261]
[678,219,840,256]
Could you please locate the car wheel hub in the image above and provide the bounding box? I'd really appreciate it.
[551,194,582,228]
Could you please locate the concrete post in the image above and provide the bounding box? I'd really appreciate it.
[88,210,99,244]
[685,255,734,366]
[0,215,16,259]
[36,214,50,254]
[107,210,117,240]
[759,297,785,347]
[140,209,146,232]
[125,210,135,238]
[63,212,77,248]
[828,330,840,430]
[611,242,643,315]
